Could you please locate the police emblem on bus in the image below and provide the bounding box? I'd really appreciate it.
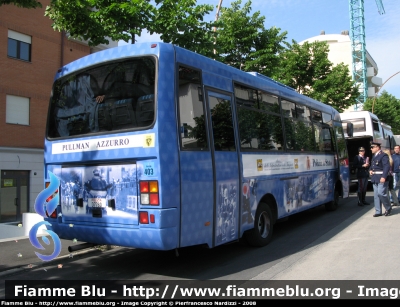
[257,159,263,171]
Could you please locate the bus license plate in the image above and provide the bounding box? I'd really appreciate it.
[89,198,106,208]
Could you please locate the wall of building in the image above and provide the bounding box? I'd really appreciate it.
[325,40,352,69]
[0,0,90,148]
[0,147,44,213]
[300,32,381,112]
[0,1,91,219]
[300,33,353,72]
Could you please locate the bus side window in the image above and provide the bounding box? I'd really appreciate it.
[283,101,314,152]
[235,84,283,151]
[322,126,334,152]
[178,66,208,150]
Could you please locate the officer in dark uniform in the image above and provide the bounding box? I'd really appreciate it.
[369,142,392,217]
[353,146,370,206]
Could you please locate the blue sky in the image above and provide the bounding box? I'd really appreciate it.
[131,0,400,99]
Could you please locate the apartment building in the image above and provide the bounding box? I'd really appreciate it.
[0,1,116,223]
[300,31,382,111]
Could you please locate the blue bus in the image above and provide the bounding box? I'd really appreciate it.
[44,42,350,250]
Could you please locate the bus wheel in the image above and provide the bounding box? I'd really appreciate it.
[245,202,273,247]
[325,189,339,211]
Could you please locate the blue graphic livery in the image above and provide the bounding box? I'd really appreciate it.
[29,171,62,261]
[29,221,62,262]
[42,43,350,250]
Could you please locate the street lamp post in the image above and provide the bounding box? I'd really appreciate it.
[372,71,400,114]
[213,0,223,55]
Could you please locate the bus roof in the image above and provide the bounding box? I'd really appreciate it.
[339,111,379,121]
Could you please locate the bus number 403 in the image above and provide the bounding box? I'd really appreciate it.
[144,168,154,176]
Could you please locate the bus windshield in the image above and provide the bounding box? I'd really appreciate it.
[47,57,156,138]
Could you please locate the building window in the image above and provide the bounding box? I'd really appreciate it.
[6,95,30,125]
[8,30,31,62]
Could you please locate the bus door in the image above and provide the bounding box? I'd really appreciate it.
[334,120,350,198]
[205,89,240,247]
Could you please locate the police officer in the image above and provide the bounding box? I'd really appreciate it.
[353,147,370,206]
[392,145,400,204]
[369,142,392,217]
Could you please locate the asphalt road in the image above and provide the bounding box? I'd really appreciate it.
[1,185,399,299]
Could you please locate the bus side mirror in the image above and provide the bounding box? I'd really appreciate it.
[347,122,353,137]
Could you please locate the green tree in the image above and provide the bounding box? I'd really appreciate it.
[1,0,41,8]
[274,41,358,112]
[215,0,288,75]
[311,63,359,113]
[150,0,216,57]
[363,91,400,134]
[44,0,214,48]
[274,41,331,93]
[45,0,154,46]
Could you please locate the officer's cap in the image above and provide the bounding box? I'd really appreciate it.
[370,142,381,148]
[358,147,365,151]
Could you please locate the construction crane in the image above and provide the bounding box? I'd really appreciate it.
[349,0,385,110]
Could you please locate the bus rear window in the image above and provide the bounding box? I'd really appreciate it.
[47,57,156,138]
[342,118,366,133]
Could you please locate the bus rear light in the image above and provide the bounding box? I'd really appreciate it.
[46,209,57,218]
[140,181,149,193]
[139,211,149,224]
[150,194,159,205]
[149,181,158,193]
[141,194,150,205]
[139,180,159,206]
[150,214,155,223]
[44,183,58,202]
[242,183,249,196]
[44,181,59,218]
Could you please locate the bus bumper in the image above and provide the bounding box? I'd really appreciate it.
[45,222,178,251]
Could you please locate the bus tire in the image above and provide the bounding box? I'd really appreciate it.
[244,202,273,247]
[325,189,339,211]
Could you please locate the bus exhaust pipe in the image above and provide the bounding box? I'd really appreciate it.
[68,243,96,253]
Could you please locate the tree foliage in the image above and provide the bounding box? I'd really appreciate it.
[274,41,331,94]
[44,0,214,48]
[1,0,41,8]
[44,0,154,46]
[311,63,360,113]
[363,91,400,134]
[150,0,216,57]
[273,40,358,112]
[215,0,288,75]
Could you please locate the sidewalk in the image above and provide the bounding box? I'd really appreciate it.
[253,201,400,280]
[0,223,25,241]
[0,224,103,277]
